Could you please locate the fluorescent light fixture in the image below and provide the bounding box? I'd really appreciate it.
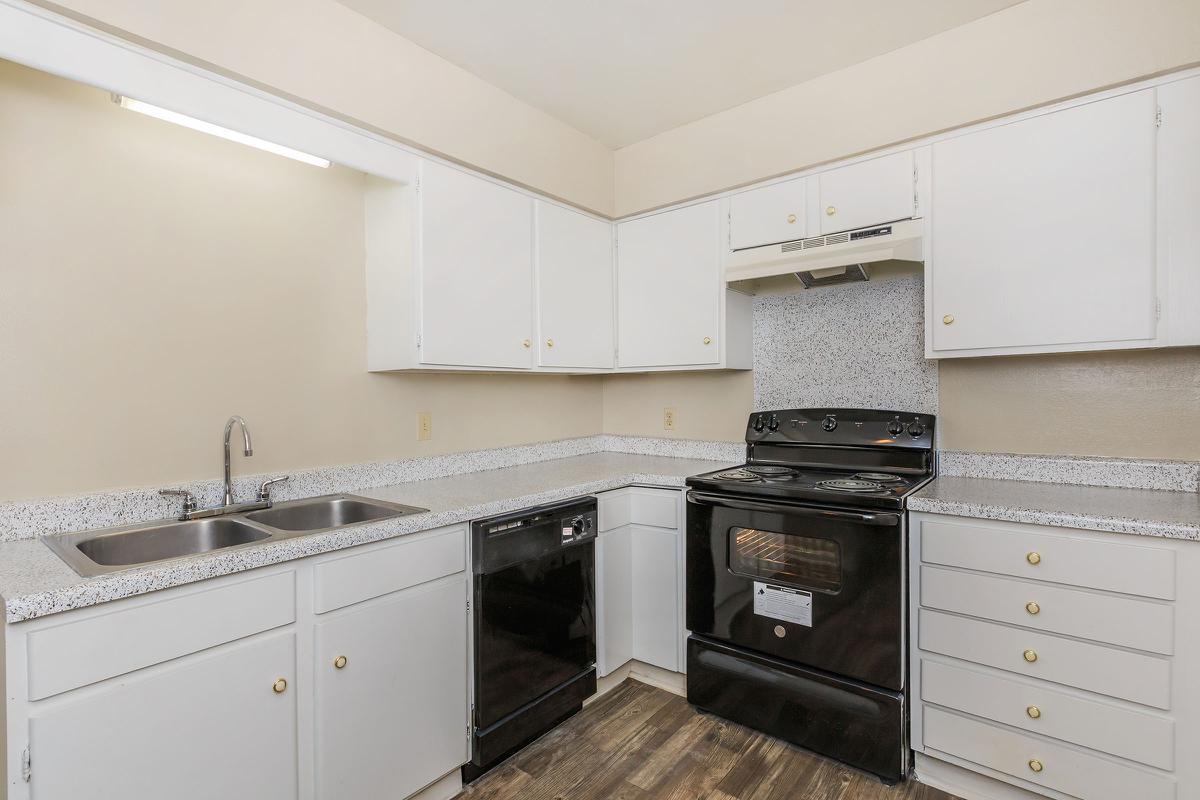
[115,95,331,168]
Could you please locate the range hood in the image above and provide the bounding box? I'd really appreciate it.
[725,219,923,284]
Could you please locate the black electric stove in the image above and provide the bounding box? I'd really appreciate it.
[684,408,935,784]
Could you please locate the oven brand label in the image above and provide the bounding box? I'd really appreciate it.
[753,582,812,627]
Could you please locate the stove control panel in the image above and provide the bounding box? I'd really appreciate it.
[746,408,935,449]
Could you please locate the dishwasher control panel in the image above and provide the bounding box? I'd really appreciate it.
[560,511,596,545]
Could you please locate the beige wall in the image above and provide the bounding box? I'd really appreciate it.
[34,0,615,215]
[602,371,753,444]
[0,61,601,501]
[613,0,1200,215]
[939,349,1200,460]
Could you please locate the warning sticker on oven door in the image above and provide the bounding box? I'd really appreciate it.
[753,582,812,627]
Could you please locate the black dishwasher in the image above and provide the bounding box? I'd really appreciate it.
[465,496,597,781]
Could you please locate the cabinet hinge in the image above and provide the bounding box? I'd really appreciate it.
[468,703,475,739]
[416,333,422,350]
[1156,106,1163,128]
[21,746,30,782]
[466,597,470,614]
[912,164,920,214]
[1156,297,1163,321]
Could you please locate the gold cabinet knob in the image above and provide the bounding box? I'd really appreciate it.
[522,339,531,349]
[1028,759,1044,773]
[546,339,554,348]
[272,678,288,694]
[1027,705,1042,719]
[1026,601,1041,615]
[333,655,348,670]
[703,336,712,345]
[1027,551,1042,565]
[774,625,786,638]
[825,206,836,216]
[786,213,797,224]
[1023,649,1039,663]
[942,314,955,325]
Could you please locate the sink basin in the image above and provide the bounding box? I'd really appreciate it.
[45,517,272,577]
[245,495,425,532]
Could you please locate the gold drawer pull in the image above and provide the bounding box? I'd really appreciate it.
[703,336,712,345]
[787,213,797,224]
[1026,551,1042,565]
[942,314,955,325]
[333,655,348,670]
[1027,705,1041,719]
[1026,601,1040,615]
[825,206,836,216]
[522,339,531,349]
[1028,759,1044,773]
[546,338,554,348]
[272,678,288,694]
[1023,649,1039,663]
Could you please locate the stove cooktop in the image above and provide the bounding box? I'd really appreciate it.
[686,464,929,509]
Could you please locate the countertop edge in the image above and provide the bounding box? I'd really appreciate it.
[907,496,1200,541]
[3,470,700,624]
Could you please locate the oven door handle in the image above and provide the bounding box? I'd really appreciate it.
[686,491,900,527]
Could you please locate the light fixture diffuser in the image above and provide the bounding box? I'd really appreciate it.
[115,95,331,168]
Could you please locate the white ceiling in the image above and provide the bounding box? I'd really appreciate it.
[338,0,1026,148]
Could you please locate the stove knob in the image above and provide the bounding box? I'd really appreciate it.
[821,415,838,432]
[752,415,766,433]
[907,420,926,438]
[767,414,780,432]
[887,418,905,436]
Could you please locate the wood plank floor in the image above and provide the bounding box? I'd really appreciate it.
[457,679,961,800]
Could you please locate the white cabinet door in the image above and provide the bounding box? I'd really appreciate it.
[417,160,533,369]
[29,632,298,800]
[314,576,468,800]
[630,525,680,672]
[535,202,614,368]
[1159,76,1200,346]
[929,90,1158,356]
[596,525,633,676]
[616,201,721,368]
[729,176,807,250]
[817,151,913,234]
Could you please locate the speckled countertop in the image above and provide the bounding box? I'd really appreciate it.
[910,476,1200,540]
[0,452,734,623]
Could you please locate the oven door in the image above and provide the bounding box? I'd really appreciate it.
[685,491,903,690]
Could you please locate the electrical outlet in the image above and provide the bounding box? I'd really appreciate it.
[417,412,432,441]
[663,407,677,431]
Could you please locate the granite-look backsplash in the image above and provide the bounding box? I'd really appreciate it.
[752,274,938,414]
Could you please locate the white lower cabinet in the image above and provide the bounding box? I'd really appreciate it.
[910,512,1200,800]
[596,488,684,675]
[314,576,468,800]
[5,525,470,800]
[28,631,299,800]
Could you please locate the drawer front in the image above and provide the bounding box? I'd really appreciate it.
[313,526,466,614]
[27,571,295,701]
[921,658,1175,770]
[599,488,678,532]
[921,518,1176,600]
[918,609,1171,709]
[924,706,1175,800]
[920,565,1174,654]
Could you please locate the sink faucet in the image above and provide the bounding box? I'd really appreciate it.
[223,415,253,507]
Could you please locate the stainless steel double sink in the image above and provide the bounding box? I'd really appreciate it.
[43,494,428,577]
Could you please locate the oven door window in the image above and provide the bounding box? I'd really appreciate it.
[728,527,842,592]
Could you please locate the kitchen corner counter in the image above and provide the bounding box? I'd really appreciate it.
[0,452,734,623]
[910,475,1200,541]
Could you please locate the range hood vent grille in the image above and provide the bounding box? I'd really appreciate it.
[781,231,851,253]
[725,219,923,284]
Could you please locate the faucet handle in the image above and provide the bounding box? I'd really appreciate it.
[159,489,198,519]
[257,476,291,503]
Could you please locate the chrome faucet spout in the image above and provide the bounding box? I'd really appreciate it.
[223,415,253,506]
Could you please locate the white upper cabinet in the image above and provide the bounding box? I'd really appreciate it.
[729,176,807,250]
[1160,75,1200,347]
[535,201,615,369]
[416,160,534,369]
[817,151,915,234]
[616,201,724,369]
[928,90,1158,357]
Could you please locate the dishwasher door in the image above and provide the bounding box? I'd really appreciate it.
[471,496,597,764]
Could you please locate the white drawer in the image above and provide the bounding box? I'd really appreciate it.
[918,609,1171,709]
[313,526,466,614]
[27,571,295,701]
[923,706,1175,800]
[599,487,678,532]
[921,658,1175,770]
[921,518,1176,600]
[920,565,1174,654]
